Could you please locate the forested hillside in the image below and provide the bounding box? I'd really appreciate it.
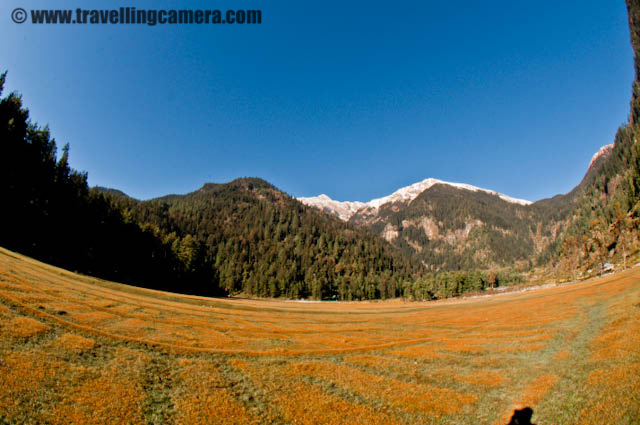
[0,71,418,300]
[349,184,536,270]
[0,72,214,295]
[553,0,640,274]
[102,179,419,300]
[344,155,612,272]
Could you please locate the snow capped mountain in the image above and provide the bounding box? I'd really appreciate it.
[300,144,617,222]
[588,144,614,169]
[296,194,366,221]
[367,178,532,208]
[298,178,532,221]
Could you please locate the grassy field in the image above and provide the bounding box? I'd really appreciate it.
[0,247,638,424]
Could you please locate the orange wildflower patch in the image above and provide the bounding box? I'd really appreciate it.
[3,247,640,423]
[288,361,476,417]
[275,381,401,425]
[112,346,153,365]
[577,363,640,425]
[227,359,251,371]
[472,330,541,339]
[472,355,513,368]
[457,370,508,388]
[517,374,558,408]
[0,352,65,403]
[577,396,628,425]
[230,359,400,425]
[6,316,50,339]
[493,343,547,354]
[0,282,29,293]
[41,346,150,424]
[105,303,141,315]
[172,359,259,425]
[104,318,150,338]
[50,333,96,353]
[576,292,640,425]
[520,333,555,343]
[495,374,558,425]
[390,344,448,360]
[591,315,640,361]
[344,354,402,369]
[67,310,115,326]
[15,294,55,304]
[443,340,488,354]
[47,366,146,424]
[344,354,452,381]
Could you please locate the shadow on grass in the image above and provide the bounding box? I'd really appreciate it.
[507,407,535,425]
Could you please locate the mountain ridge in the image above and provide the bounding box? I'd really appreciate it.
[299,178,531,222]
[298,144,612,223]
[294,143,615,271]
[99,176,421,299]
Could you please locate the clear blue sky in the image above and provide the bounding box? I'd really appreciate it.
[0,0,634,202]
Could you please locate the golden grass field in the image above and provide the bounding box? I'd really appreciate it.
[0,246,638,424]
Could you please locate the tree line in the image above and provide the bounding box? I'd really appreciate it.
[105,179,421,300]
[0,71,421,299]
[0,72,216,295]
[400,269,524,301]
[555,122,640,275]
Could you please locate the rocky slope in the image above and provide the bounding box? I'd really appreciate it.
[299,146,613,271]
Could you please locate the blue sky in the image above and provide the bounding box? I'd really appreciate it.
[0,0,634,202]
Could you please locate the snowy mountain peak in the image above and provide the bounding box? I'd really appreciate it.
[298,178,532,221]
[369,178,531,209]
[588,144,614,169]
[297,194,366,221]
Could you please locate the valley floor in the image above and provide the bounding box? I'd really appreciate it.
[0,247,638,424]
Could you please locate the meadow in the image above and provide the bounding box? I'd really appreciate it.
[0,246,638,424]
